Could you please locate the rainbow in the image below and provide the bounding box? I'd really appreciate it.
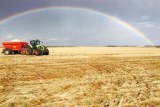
[0,6,154,45]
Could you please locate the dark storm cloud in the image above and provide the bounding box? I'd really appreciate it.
[0,0,160,45]
[1,0,160,22]
[0,9,150,46]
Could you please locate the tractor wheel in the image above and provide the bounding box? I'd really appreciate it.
[44,49,49,55]
[4,48,12,55]
[25,46,33,55]
[35,49,42,56]
[21,48,25,55]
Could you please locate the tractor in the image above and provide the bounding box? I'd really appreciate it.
[22,39,49,55]
[2,39,49,55]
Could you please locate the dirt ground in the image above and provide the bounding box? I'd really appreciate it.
[0,47,160,107]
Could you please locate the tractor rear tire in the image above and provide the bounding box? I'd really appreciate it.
[25,46,33,55]
[35,49,42,56]
[44,49,49,55]
[4,48,12,55]
[21,48,26,55]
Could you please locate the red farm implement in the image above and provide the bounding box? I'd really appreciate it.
[2,41,28,55]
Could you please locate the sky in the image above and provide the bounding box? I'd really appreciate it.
[0,0,160,46]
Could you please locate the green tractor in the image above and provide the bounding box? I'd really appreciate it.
[22,39,49,55]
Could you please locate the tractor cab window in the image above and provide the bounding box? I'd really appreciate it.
[36,41,42,45]
[30,40,43,46]
[30,40,36,46]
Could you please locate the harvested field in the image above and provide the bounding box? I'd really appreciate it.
[0,47,160,107]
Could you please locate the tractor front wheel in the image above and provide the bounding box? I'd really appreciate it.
[43,49,49,55]
[4,48,12,55]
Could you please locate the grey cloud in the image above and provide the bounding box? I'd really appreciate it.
[132,21,160,45]
[0,9,151,46]
[46,38,70,42]
[0,0,160,45]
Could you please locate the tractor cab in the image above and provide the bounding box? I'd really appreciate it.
[30,39,43,46]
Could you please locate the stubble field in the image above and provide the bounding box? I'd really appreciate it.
[0,47,160,107]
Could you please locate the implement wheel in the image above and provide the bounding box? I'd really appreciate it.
[4,48,12,55]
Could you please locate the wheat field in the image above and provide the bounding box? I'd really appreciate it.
[0,47,160,107]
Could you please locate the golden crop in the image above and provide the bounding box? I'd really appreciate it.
[0,47,160,107]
